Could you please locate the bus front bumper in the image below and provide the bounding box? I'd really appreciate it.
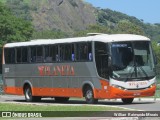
[109,85,156,99]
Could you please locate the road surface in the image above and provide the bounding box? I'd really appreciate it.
[0,95,160,111]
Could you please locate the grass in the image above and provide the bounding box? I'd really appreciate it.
[0,103,127,117]
[0,103,125,111]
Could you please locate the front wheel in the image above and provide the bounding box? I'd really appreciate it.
[122,98,134,104]
[24,86,41,102]
[84,86,98,104]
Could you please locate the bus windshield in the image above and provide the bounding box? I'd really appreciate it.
[111,41,156,81]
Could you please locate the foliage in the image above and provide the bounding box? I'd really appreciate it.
[97,9,160,42]
[32,30,69,39]
[5,0,32,21]
[114,20,145,35]
[152,41,160,65]
[74,22,144,37]
[0,2,34,46]
[144,23,160,41]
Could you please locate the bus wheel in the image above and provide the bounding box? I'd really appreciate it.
[54,97,69,103]
[122,98,134,104]
[84,86,98,104]
[24,86,41,102]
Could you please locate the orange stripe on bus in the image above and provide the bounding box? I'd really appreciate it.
[4,87,23,95]
[32,87,83,97]
[4,87,83,97]
[4,84,156,99]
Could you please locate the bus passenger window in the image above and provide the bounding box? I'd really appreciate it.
[76,42,92,61]
[31,47,36,62]
[59,45,65,61]
[4,48,15,64]
[54,46,58,62]
[36,46,43,62]
[44,45,58,62]
[59,44,74,62]
[56,54,59,62]
[64,44,73,61]
[44,46,50,62]
[22,47,28,63]
[88,43,92,61]
[16,47,22,63]
[71,44,75,61]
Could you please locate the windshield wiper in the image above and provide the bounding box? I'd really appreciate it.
[137,65,149,80]
[125,64,135,82]
[125,64,149,82]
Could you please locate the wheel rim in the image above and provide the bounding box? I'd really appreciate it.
[86,90,93,100]
[25,88,32,100]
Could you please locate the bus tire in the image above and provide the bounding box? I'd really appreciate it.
[54,97,69,103]
[84,86,98,104]
[122,98,134,104]
[24,86,41,102]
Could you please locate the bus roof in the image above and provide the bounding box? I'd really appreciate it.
[4,34,150,48]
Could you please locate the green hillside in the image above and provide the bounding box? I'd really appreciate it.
[1,0,159,41]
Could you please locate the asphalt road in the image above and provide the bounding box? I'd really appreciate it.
[0,95,160,111]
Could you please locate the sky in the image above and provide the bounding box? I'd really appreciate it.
[85,0,160,24]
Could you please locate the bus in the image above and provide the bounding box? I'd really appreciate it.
[2,34,156,104]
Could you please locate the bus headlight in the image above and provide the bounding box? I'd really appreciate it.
[150,83,156,88]
[112,84,125,90]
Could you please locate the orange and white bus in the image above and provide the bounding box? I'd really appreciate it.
[2,34,156,104]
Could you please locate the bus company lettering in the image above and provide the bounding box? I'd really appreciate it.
[38,65,75,76]
[128,81,147,86]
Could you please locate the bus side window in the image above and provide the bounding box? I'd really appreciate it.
[4,48,15,64]
[30,47,36,62]
[44,45,50,62]
[59,45,65,61]
[36,46,43,62]
[88,43,92,61]
[16,47,22,63]
[65,44,74,61]
[71,44,75,61]
[54,45,60,62]
[22,47,28,63]
[76,42,92,61]
[56,54,59,62]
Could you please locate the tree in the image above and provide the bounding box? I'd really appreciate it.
[115,20,145,35]
[6,0,32,21]
[0,2,34,47]
[152,41,160,65]
[32,30,68,39]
